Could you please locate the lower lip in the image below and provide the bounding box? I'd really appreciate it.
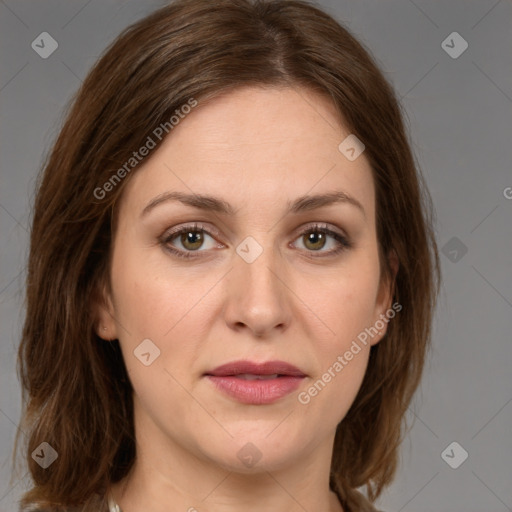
[206,375,304,405]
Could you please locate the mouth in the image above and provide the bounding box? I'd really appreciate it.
[204,360,306,405]
[205,360,306,378]
[231,373,281,380]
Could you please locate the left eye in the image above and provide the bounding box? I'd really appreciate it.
[292,227,347,252]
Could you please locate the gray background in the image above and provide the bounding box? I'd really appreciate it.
[1,1,511,511]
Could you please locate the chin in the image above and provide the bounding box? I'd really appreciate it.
[197,431,309,474]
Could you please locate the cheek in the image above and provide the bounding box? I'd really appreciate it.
[304,260,381,351]
[109,244,213,389]
[111,270,201,423]
[297,348,369,436]
[294,255,380,412]
[110,234,180,337]
[295,276,378,423]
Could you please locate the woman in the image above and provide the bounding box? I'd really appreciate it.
[14,0,440,511]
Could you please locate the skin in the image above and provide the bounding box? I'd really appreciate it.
[94,85,397,512]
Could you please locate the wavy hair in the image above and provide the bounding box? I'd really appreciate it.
[14,0,441,510]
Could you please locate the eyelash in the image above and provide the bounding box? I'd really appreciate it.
[160,222,352,260]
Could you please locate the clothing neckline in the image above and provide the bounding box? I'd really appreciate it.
[106,487,351,512]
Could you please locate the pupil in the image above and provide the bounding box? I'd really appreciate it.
[305,231,325,250]
[182,231,203,250]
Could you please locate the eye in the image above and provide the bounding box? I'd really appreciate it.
[292,224,351,256]
[161,223,222,259]
[160,222,352,260]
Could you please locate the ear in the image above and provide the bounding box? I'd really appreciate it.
[90,281,118,341]
[369,249,399,347]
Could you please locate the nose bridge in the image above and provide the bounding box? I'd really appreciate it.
[224,235,291,335]
[237,237,284,304]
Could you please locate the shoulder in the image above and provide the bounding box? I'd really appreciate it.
[22,493,109,512]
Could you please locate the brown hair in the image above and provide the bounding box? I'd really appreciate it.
[14,0,440,510]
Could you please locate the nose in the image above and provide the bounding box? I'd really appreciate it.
[222,245,292,338]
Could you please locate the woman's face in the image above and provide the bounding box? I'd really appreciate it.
[97,86,394,475]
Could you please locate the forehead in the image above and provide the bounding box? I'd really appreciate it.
[118,86,376,223]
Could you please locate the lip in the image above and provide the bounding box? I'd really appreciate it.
[204,360,306,405]
[206,360,306,377]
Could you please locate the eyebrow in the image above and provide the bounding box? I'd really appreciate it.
[141,190,366,218]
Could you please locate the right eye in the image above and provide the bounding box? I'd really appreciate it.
[161,223,224,259]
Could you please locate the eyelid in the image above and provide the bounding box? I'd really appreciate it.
[291,222,352,254]
[160,221,351,259]
[163,221,347,241]
[293,221,347,240]
[162,222,223,243]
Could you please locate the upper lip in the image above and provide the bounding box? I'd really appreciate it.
[205,360,306,377]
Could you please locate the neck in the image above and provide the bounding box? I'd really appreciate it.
[108,482,344,512]
[110,431,343,512]
[110,396,344,512]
